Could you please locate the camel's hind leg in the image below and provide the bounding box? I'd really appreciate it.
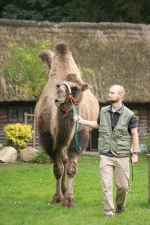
[62,129,90,207]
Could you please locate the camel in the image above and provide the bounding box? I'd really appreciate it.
[36,42,99,207]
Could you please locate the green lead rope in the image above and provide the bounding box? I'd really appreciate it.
[130,153,133,181]
[72,104,81,150]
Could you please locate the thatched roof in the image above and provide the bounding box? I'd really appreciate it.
[0,77,35,102]
[0,19,150,103]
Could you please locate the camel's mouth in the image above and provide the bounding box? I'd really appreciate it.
[54,98,66,106]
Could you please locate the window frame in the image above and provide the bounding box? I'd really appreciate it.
[8,106,33,122]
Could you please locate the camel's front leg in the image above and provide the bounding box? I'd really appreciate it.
[63,161,77,207]
[52,163,64,204]
[63,177,74,207]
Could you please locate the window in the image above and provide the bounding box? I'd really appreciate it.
[90,129,99,150]
[9,107,20,121]
[22,107,33,122]
[9,107,33,122]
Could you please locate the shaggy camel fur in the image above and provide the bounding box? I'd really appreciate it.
[36,43,99,207]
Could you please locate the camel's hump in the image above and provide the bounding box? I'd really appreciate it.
[55,42,69,55]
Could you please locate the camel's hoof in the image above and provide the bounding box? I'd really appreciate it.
[62,193,74,207]
[52,194,63,204]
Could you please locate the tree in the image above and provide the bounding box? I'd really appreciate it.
[1,40,50,100]
[1,0,150,24]
[66,0,150,23]
[0,0,70,22]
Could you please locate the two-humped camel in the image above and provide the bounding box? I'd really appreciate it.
[36,43,99,207]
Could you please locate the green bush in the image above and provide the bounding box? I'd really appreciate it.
[35,148,51,164]
[141,131,150,153]
[4,123,34,152]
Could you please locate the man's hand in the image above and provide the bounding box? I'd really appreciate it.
[131,154,138,166]
[74,115,83,123]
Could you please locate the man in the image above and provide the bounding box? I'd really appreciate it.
[74,85,138,217]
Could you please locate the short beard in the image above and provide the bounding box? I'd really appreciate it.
[107,99,119,103]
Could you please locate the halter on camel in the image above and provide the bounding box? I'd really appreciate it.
[57,83,81,150]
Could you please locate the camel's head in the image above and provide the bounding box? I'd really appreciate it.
[54,73,89,108]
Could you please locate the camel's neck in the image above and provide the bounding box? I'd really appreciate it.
[55,109,75,148]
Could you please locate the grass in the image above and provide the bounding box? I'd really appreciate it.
[0,153,150,225]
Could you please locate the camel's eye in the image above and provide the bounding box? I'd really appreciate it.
[71,87,79,95]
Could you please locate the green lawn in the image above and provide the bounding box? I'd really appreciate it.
[0,154,150,225]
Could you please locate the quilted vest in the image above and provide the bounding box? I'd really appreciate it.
[98,106,134,157]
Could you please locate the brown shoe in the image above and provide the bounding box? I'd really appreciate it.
[116,205,124,214]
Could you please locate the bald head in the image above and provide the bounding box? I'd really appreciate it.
[111,85,125,98]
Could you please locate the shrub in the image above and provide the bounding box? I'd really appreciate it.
[141,131,150,153]
[35,148,51,164]
[4,123,34,152]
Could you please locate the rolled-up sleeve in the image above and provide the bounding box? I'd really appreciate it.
[129,114,138,129]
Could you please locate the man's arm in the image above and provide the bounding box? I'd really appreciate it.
[131,127,139,166]
[74,115,99,129]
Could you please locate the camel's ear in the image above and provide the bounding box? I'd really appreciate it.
[82,83,89,91]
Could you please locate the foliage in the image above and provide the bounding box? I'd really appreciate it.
[1,0,150,24]
[66,0,150,23]
[0,0,69,22]
[35,147,51,164]
[1,40,50,99]
[141,131,150,153]
[80,67,94,75]
[0,154,149,225]
[3,123,34,151]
